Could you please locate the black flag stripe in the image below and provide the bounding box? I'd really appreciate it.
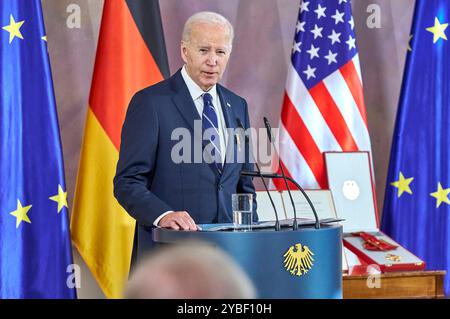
[125,0,170,79]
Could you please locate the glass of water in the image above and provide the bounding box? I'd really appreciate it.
[232,193,253,231]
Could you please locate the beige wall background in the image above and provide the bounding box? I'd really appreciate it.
[41,0,415,298]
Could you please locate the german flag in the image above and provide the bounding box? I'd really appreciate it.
[70,0,169,298]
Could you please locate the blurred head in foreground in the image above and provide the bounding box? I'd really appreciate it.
[124,241,256,299]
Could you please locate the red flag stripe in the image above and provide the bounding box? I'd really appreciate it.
[308,82,359,151]
[277,122,321,189]
[89,0,164,150]
[285,65,341,152]
[281,94,328,188]
[340,58,369,127]
[322,66,371,151]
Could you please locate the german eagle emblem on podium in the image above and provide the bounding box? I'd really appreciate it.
[283,243,315,276]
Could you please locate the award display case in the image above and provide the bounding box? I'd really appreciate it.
[324,151,425,272]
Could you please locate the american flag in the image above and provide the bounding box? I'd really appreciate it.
[274,0,372,190]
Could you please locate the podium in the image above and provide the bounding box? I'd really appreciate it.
[153,224,343,298]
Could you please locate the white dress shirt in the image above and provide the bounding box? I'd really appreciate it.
[153,66,229,226]
[181,65,228,161]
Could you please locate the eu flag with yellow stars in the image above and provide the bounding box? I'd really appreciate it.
[382,0,450,295]
[0,0,76,298]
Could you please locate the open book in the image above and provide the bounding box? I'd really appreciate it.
[255,189,339,221]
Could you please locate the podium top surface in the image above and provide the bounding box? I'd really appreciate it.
[153,222,342,244]
[197,217,343,232]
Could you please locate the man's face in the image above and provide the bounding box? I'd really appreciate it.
[181,22,231,92]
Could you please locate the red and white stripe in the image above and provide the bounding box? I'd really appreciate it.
[275,54,372,189]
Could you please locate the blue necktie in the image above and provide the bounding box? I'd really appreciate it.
[202,93,222,172]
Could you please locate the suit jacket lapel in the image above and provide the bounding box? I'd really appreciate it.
[171,70,220,174]
[171,70,201,133]
[170,73,240,178]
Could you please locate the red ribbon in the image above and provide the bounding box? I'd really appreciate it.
[352,232,398,251]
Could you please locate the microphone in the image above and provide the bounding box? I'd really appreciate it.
[236,118,280,231]
[263,117,299,230]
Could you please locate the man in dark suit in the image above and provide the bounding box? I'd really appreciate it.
[114,11,257,264]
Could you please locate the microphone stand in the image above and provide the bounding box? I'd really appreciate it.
[263,117,299,230]
[236,118,280,231]
[240,170,321,229]
[252,163,280,231]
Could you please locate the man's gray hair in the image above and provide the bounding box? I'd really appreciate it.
[124,241,256,299]
[182,11,234,48]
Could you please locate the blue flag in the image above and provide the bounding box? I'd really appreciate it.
[382,0,450,295]
[0,0,76,298]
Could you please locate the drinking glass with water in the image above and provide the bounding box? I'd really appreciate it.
[232,193,253,231]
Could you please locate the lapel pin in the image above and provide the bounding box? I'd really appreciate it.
[226,102,231,108]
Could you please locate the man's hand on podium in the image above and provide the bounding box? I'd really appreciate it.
[158,211,200,231]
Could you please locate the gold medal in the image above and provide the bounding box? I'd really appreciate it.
[385,253,401,262]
